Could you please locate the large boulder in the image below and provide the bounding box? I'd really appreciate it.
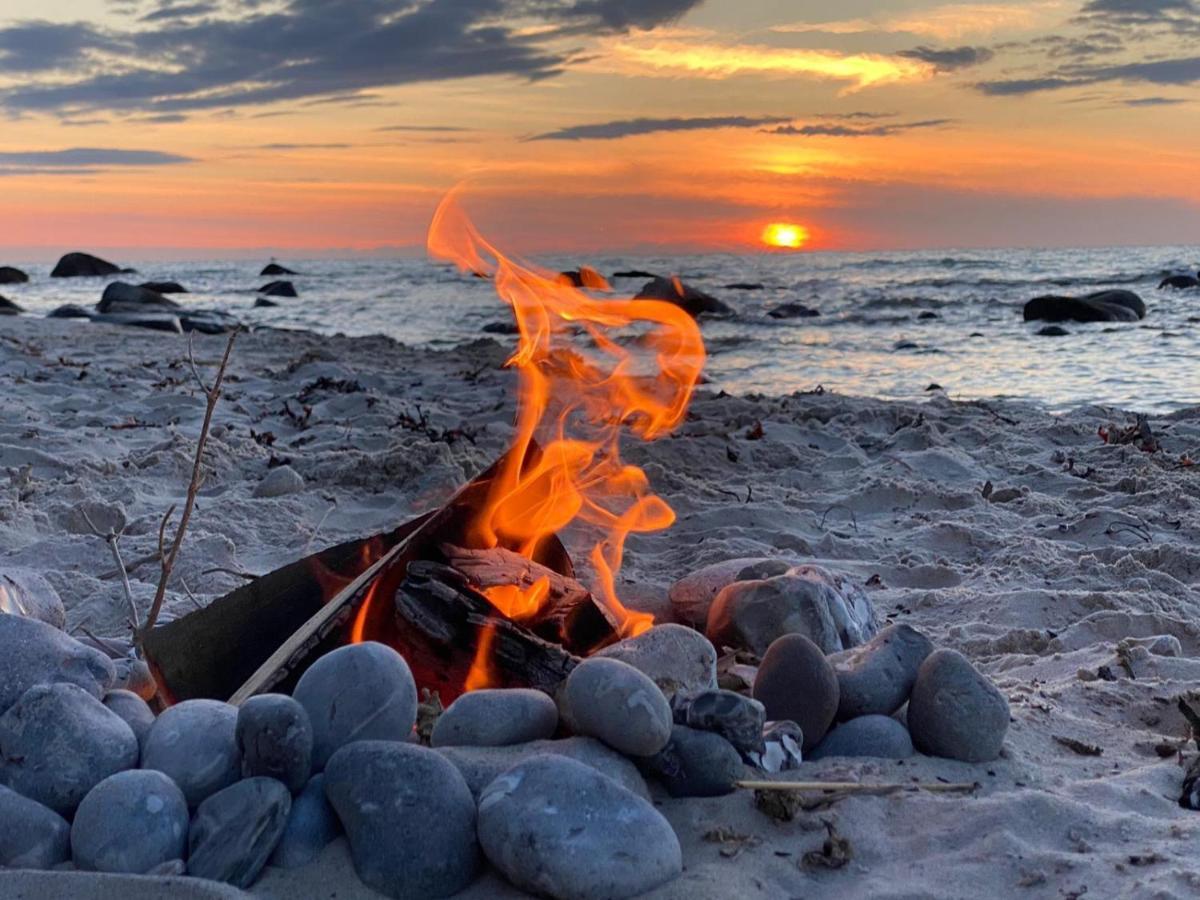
[261,263,297,276]
[829,623,935,720]
[141,700,240,807]
[752,633,839,752]
[0,614,115,714]
[1023,290,1145,323]
[71,770,189,875]
[561,657,673,757]
[0,785,71,870]
[97,282,181,314]
[907,649,1009,763]
[1160,274,1200,290]
[0,265,29,284]
[258,280,298,298]
[635,276,733,318]
[430,688,558,748]
[0,295,23,315]
[50,253,126,278]
[668,558,791,627]
[138,281,189,294]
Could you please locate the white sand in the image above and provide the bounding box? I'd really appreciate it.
[4,316,1200,898]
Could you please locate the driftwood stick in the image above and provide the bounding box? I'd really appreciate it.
[79,508,139,633]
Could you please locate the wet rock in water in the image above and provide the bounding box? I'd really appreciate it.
[594,623,718,699]
[907,649,1009,762]
[562,657,672,757]
[254,296,280,308]
[0,265,29,284]
[558,266,608,289]
[71,769,189,874]
[51,252,126,278]
[47,304,93,319]
[430,688,557,748]
[188,777,292,888]
[725,282,765,290]
[768,302,820,319]
[0,613,115,712]
[237,694,313,793]
[0,568,65,629]
[0,683,137,814]
[103,690,155,757]
[672,688,766,756]
[1023,290,1146,323]
[668,557,791,627]
[138,281,188,294]
[111,657,157,700]
[1037,325,1070,336]
[707,564,878,656]
[270,774,341,869]
[258,280,298,298]
[92,312,183,334]
[612,269,657,279]
[809,715,914,761]
[747,720,805,772]
[634,276,733,318]
[253,464,304,498]
[918,310,940,320]
[261,263,297,276]
[97,282,181,314]
[644,725,742,797]
[894,340,920,350]
[141,699,240,807]
[293,641,418,770]
[752,634,839,752]
[325,741,480,899]
[478,754,682,900]
[0,785,71,870]
[437,736,649,800]
[481,320,518,335]
[829,623,935,720]
[1160,274,1200,290]
[0,295,23,315]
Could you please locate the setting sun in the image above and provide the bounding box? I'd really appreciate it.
[762,222,809,249]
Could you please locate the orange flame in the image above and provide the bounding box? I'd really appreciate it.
[428,189,705,646]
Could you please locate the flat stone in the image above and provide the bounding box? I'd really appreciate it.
[752,633,840,752]
[0,785,70,870]
[0,614,115,714]
[594,623,718,698]
[253,465,304,498]
[292,641,418,770]
[644,725,742,797]
[562,657,672,757]
[102,690,155,758]
[668,558,790,627]
[269,774,341,870]
[188,777,291,889]
[907,649,1010,763]
[237,694,313,794]
[430,688,557,748]
[141,700,240,807]
[0,683,137,814]
[478,754,681,900]
[98,282,181,314]
[71,770,189,874]
[0,569,66,629]
[809,715,915,760]
[671,689,766,756]
[324,741,480,899]
[829,623,935,720]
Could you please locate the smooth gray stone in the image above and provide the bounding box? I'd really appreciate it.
[253,465,304,498]
[0,569,65,629]
[110,658,157,700]
[51,252,125,278]
[668,558,790,627]
[0,785,70,870]
[478,754,681,900]
[644,725,742,797]
[97,282,181,314]
[0,683,137,814]
[236,694,313,794]
[103,690,155,758]
[141,700,240,807]
[752,633,840,752]
[188,777,291,889]
[269,774,340,870]
[430,689,557,748]
[258,281,298,298]
[71,770,189,874]
[92,312,183,334]
[829,623,935,720]
[907,649,1010,763]
[324,741,480,899]
[809,715,915,760]
[293,641,417,771]
[671,689,766,755]
[436,736,649,799]
[563,657,672,757]
[594,623,718,699]
[0,614,115,714]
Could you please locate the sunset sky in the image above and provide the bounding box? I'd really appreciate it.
[1,0,1198,257]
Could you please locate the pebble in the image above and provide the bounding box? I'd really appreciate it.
[324,740,480,899]
[644,725,742,797]
[562,657,672,757]
[253,465,305,498]
[188,777,291,888]
[749,720,805,772]
[71,770,189,874]
[0,568,66,629]
[269,774,341,869]
[594,623,718,698]
[0,614,115,713]
[478,754,682,900]
[907,649,1010,762]
[237,694,314,793]
[667,557,790,627]
[293,641,418,770]
[102,690,155,758]
[752,634,839,752]
[0,785,71,870]
[141,699,240,807]
[809,715,915,760]
[672,689,766,755]
[0,683,137,814]
[829,623,935,720]
[431,688,557,748]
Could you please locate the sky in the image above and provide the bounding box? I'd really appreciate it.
[0,0,1198,258]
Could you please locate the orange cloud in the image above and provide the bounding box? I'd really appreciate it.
[773,2,1066,41]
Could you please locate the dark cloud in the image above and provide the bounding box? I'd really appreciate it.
[0,148,192,166]
[897,46,994,71]
[1123,94,1190,104]
[555,0,701,30]
[528,115,790,141]
[976,76,1083,95]
[375,124,472,132]
[763,119,953,137]
[978,55,1200,94]
[0,22,121,73]
[141,2,218,22]
[1081,0,1195,15]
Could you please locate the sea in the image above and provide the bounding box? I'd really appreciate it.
[5,245,1199,413]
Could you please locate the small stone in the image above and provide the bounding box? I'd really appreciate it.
[478,754,681,900]
[0,785,70,870]
[269,774,341,870]
[907,649,1010,763]
[111,658,157,700]
[430,689,557,748]
[64,501,127,537]
[324,741,480,899]
[748,720,805,772]
[292,641,418,770]
[644,725,742,797]
[141,699,240,807]
[672,689,766,755]
[102,690,155,758]
[237,694,313,794]
[752,634,839,752]
[0,569,66,630]
[668,558,790,627]
[0,614,115,714]
[188,777,292,888]
[829,623,935,720]
[594,623,718,698]
[563,657,672,757]
[71,769,189,874]
[809,715,915,760]
[253,465,304,498]
[0,683,137,814]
